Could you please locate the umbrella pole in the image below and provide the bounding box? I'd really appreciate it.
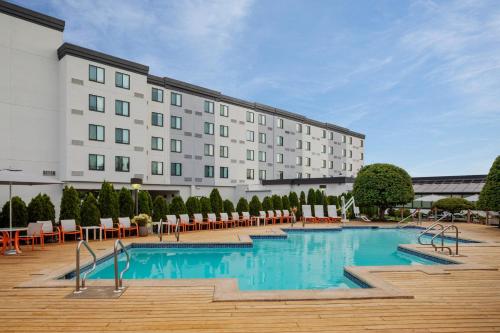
[5,182,17,255]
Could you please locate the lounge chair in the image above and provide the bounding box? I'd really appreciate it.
[193,213,209,230]
[327,205,341,223]
[166,215,178,234]
[231,212,242,227]
[266,210,277,224]
[59,219,83,243]
[17,222,44,250]
[274,210,283,224]
[282,210,293,223]
[301,205,316,223]
[314,205,329,223]
[100,218,120,240]
[207,213,223,229]
[220,213,234,228]
[257,211,267,226]
[0,231,8,254]
[179,214,194,231]
[118,217,138,237]
[241,212,252,226]
[37,220,60,243]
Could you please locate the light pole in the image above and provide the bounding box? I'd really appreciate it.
[130,178,142,215]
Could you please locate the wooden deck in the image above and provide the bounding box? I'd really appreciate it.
[1,222,500,332]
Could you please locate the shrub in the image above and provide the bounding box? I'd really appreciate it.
[0,196,28,228]
[289,192,299,210]
[138,191,152,215]
[28,193,55,222]
[236,197,249,214]
[281,195,290,211]
[118,187,134,218]
[169,196,187,217]
[200,197,212,218]
[272,195,283,210]
[298,191,306,217]
[433,198,473,219]
[210,189,224,217]
[60,186,81,223]
[478,156,500,218]
[80,193,100,226]
[97,182,119,220]
[315,189,323,206]
[132,213,152,227]
[185,197,201,217]
[223,199,235,214]
[327,196,338,208]
[307,189,316,205]
[262,196,273,211]
[152,196,168,221]
[249,195,262,216]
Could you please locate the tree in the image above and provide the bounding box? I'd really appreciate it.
[169,196,187,217]
[118,187,134,218]
[28,193,55,222]
[272,195,282,210]
[60,186,81,223]
[353,163,414,220]
[315,189,323,206]
[80,193,100,226]
[210,189,224,217]
[138,191,151,215]
[98,182,119,220]
[146,191,153,215]
[223,199,235,214]
[281,195,290,211]
[152,196,168,221]
[433,198,473,222]
[327,196,338,208]
[289,192,299,210]
[236,197,249,214]
[307,189,316,215]
[185,197,201,217]
[299,191,306,217]
[1,196,28,228]
[200,197,212,218]
[262,196,273,211]
[249,195,262,216]
[478,156,500,221]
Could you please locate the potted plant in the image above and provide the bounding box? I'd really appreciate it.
[133,213,152,237]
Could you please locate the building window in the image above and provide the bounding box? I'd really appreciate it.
[329,146,334,155]
[322,145,326,153]
[115,128,130,144]
[349,163,353,171]
[330,132,334,140]
[322,130,326,138]
[151,137,163,151]
[89,124,104,141]
[247,168,254,180]
[349,150,353,158]
[296,123,302,133]
[220,125,229,137]
[152,112,164,127]
[204,122,214,135]
[246,111,254,123]
[277,136,284,146]
[342,135,346,143]
[342,162,346,171]
[220,167,229,179]
[276,153,283,164]
[89,94,105,112]
[204,165,214,178]
[342,149,346,157]
[322,160,326,168]
[258,151,266,162]
[115,156,130,172]
[204,100,214,114]
[279,171,284,179]
[349,136,353,144]
[115,72,130,89]
[258,114,266,125]
[152,88,163,103]
[171,92,182,107]
[89,154,104,171]
[204,144,214,156]
[305,141,311,151]
[277,118,284,128]
[305,157,311,166]
[220,145,229,158]
[171,116,182,130]
[360,139,364,147]
[361,152,364,160]
[246,149,254,161]
[89,65,104,83]
[246,130,254,142]
[296,172,302,179]
[259,169,266,180]
[259,132,266,144]
[296,156,302,166]
[170,139,182,153]
[152,161,164,175]
[306,173,311,178]
[115,100,130,117]
[329,161,334,169]
[306,125,311,135]
[170,162,181,176]
[220,104,229,117]
[296,140,302,149]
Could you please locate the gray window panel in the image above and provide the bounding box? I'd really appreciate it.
[71,109,83,115]
[184,177,192,182]
[195,111,202,116]
[134,119,144,125]
[184,154,192,159]
[184,109,193,114]
[134,92,144,99]
[195,178,203,182]
[71,78,83,85]
[194,134,202,138]
[184,132,192,136]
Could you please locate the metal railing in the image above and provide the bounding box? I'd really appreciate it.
[174,217,180,242]
[397,209,421,228]
[113,239,130,292]
[431,225,459,256]
[158,218,163,242]
[418,222,444,245]
[74,240,97,294]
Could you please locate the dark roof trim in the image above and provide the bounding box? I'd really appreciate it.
[412,175,486,184]
[262,177,355,186]
[0,0,65,31]
[57,43,149,75]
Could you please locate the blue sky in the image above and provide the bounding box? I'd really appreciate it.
[14,0,500,176]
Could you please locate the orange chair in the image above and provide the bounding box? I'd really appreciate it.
[17,223,44,250]
[118,217,138,237]
[193,214,209,230]
[100,218,120,240]
[38,221,61,243]
[220,213,235,228]
[1,231,9,254]
[282,210,293,223]
[207,213,223,229]
[59,219,83,243]
[274,210,284,224]
[266,210,278,224]
[241,212,253,226]
[179,214,195,232]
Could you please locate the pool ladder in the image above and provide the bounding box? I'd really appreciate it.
[417,222,459,256]
[157,218,181,242]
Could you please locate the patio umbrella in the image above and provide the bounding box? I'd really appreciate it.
[0,169,63,255]
[464,194,479,202]
[414,194,446,202]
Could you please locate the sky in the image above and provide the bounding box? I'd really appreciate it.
[13,0,500,176]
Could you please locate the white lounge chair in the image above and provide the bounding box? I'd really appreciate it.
[275,210,283,224]
[193,213,208,230]
[220,212,234,228]
[166,215,178,234]
[207,213,222,229]
[241,212,252,226]
[37,220,60,242]
[327,205,341,223]
[282,210,293,223]
[314,205,328,222]
[301,205,316,223]
[231,212,242,226]
[100,218,120,240]
[179,214,194,231]
[118,217,138,237]
[59,219,82,243]
[17,222,44,250]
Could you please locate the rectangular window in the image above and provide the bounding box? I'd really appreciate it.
[322,160,326,168]
[349,163,353,171]
[322,145,326,153]
[171,92,182,107]
[89,124,104,141]
[259,132,266,144]
[204,165,214,178]
[170,139,182,153]
[220,167,229,179]
[259,169,266,180]
[296,156,302,166]
[330,132,334,140]
[204,144,214,156]
[89,94,105,112]
[247,168,254,180]
[349,150,353,158]
[115,128,130,144]
[329,146,334,155]
[277,136,284,146]
[246,130,254,142]
[258,114,266,125]
[204,100,214,114]
[170,116,182,130]
[204,122,214,135]
[115,156,130,172]
[151,137,163,151]
[306,141,311,151]
[220,104,229,117]
[305,157,311,166]
[306,125,311,135]
[342,149,346,157]
[115,72,130,89]
[246,149,254,161]
[152,88,164,103]
[220,125,229,137]
[151,112,164,127]
[342,135,346,143]
[360,139,364,147]
[152,161,164,175]
[306,173,311,178]
[349,136,353,144]
[361,152,364,160]
[296,140,302,149]
[277,118,284,128]
[246,111,254,123]
[89,65,104,83]
[170,163,181,176]
[220,145,228,158]
[296,123,302,133]
[276,153,283,164]
[89,154,104,171]
[279,171,284,179]
[297,172,302,179]
[115,100,130,117]
[322,130,326,138]
[342,162,346,171]
[329,161,334,169]
[258,151,266,162]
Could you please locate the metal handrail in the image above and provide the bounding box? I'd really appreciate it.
[113,239,130,292]
[74,240,97,294]
[431,225,459,256]
[397,209,421,228]
[418,222,444,245]
[158,218,163,242]
[174,217,180,242]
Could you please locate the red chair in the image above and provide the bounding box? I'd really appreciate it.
[0,231,9,254]
[118,217,138,237]
[282,210,293,223]
[60,219,83,243]
[100,218,120,240]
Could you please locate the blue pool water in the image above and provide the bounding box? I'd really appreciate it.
[85,228,450,290]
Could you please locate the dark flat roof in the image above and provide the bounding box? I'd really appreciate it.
[412,175,486,184]
[0,0,65,31]
[262,177,356,186]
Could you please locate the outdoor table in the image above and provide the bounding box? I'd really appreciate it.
[82,226,102,241]
[0,227,28,254]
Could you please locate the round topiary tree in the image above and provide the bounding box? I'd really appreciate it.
[272,195,283,210]
[200,197,212,218]
[60,186,81,223]
[80,193,100,226]
[1,196,28,228]
[185,197,201,217]
[138,191,152,216]
[152,196,168,221]
[118,187,134,218]
[249,195,262,217]
[433,198,473,222]
[98,182,119,220]
[223,199,234,214]
[478,156,500,226]
[353,163,414,220]
[236,197,249,215]
[209,189,224,218]
[169,196,187,217]
[262,196,273,211]
[281,195,290,211]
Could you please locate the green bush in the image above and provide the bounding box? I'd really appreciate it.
[262,196,273,211]
[478,156,500,216]
[281,195,290,211]
[298,191,306,217]
[186,197,201,217]
[307,189,316,205]
[327,196,338,208]
[272,195,283,210]
[210,189,224,217]
[138,191,151,215]
[60,186,81,223]
[152,196,168,221]
[433,198,473,217]
[80,193,100,226]
[200,197,212,218]
[98,182,119,220]
[249,195,262,216]
[1,196,28,228]
[315,189,323,206]
[223,199,235,214]
[146,192,153,215]
[28,193,55,222]
[169,196,187,217]
[236,197,249,214]
[118,187,134,218]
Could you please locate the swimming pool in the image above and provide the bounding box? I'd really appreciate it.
[84,228,454,290]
